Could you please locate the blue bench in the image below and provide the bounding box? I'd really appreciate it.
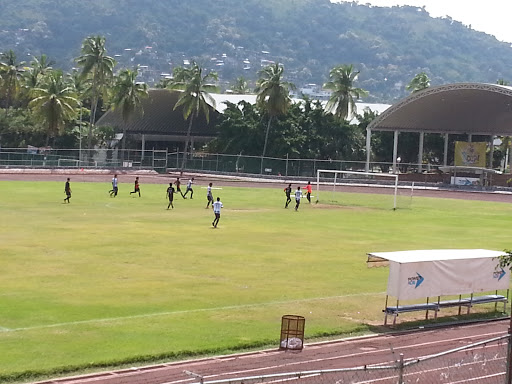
[468,294,508,311]
[384,303,439,325]
[384,294,508,325]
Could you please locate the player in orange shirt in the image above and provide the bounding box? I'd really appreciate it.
[304,181,312,203]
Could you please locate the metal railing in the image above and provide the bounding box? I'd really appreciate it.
[186,334,509,384]
[0,147,446,177]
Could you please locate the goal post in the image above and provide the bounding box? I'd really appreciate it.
[316,169,401,210]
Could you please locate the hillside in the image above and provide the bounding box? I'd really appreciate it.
[1,0,512,102]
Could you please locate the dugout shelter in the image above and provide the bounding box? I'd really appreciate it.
[367,249,510,325]
[366,83,512,174]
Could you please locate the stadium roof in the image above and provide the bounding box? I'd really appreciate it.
[367,83,512,136]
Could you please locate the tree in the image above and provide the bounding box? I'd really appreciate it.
[497,79,510,86]
[254,63,294,173]
[323,64,368,121]
[167,63,219,170]
[231,76,250,94]
[406,72,431,93]
[498,250,512,269]
[0,50,26,114]
[75,36,116,151]
[23,54,54,89]
[110,67,148,156]
[28,70,79,146]
[110,67,148,124]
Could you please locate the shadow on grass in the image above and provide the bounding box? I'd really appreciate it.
[367,310,509,334]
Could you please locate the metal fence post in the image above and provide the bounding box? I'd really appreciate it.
[397,353,404,384]
[506,314,512,384]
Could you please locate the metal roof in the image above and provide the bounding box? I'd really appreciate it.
[367,249,505,264]
[96,89,219,137]
[367,83,512,136]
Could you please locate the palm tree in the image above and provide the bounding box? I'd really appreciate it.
[0,50,26,114]
[231,76,250,94]
[23,54,54,89]
[110,67,148,123]
[75,35,116,152]
[323,64,368,121]
[110,67,148,157]
[29,70,79,146]
[406,72,431,93]
[167,63,219,170]
[254,63,294,173]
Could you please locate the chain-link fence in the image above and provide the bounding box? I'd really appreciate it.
[0,147,443,177]
[188,335,509,384]
[0,148,168,171]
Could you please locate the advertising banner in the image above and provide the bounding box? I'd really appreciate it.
[387,258,510,300]
[454,141,486,167]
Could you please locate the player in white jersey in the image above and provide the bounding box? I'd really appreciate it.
[206,182,213,208]
[109,174,119,197]
[212,197,223,228]
[294,186,302,211]
[183,177,194,199]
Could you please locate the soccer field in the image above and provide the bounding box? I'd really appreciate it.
[1,178,511,380]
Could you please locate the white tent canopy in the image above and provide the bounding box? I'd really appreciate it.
[368,249,509,300]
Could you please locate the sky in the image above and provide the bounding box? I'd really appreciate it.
[335,1,512,43]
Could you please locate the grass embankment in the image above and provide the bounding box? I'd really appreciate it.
[0,179,510,381]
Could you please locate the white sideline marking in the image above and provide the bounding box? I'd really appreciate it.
[2,292,385,333]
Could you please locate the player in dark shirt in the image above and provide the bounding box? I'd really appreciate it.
[130,177,141,197]
[174,177,185,198]
[64,178,72,203]
[166,183,175,209]
[284,183,292,208]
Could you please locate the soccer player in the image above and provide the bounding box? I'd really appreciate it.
[212,197,223,228]
[166,183,175,209]
[174,177,185,198]
[183,177,194,199]
[130,176,141,197]
[206,182,213,208]
[304,181,312,203]
[109,174,118,197]
[64,178,72,203]
[294,186,302,211]
[284,183,292,208]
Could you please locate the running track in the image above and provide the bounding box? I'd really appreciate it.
[33,319,510,384]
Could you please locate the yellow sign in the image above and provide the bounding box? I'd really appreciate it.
[454,141,486,167]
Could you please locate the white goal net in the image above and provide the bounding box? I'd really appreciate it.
[316,169,413,210]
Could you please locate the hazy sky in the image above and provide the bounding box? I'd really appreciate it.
[335,1,512,43]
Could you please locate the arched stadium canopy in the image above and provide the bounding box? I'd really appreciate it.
[365,83,512,172]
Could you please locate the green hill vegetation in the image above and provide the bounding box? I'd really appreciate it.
[1,0,512,101]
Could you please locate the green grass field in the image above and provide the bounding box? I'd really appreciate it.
[1,179,511,381]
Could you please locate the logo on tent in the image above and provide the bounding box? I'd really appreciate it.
[408,273,424,288]
[493,268,506,281]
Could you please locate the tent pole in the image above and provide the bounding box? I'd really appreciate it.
[394,299,399,325]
